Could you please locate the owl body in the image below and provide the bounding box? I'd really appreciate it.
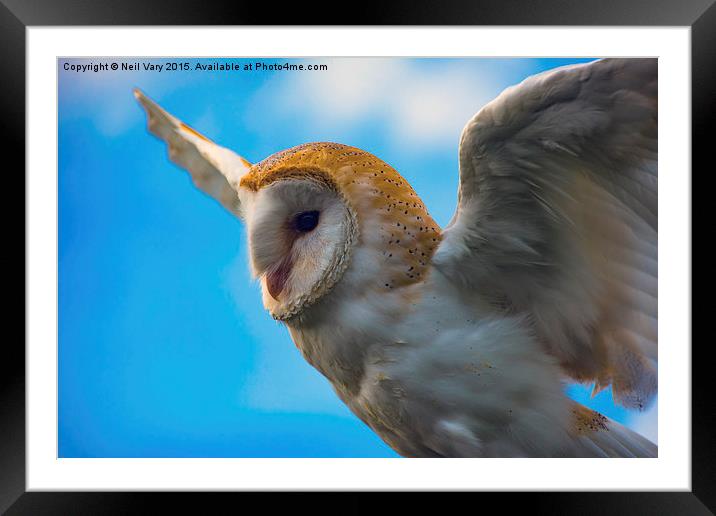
[286,265,576,457]
[136,58,659,457]
[287,257,653,458]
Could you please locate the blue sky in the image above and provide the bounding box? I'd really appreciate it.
[58,57,656,458]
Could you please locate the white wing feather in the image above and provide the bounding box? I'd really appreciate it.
[434,58,657,409]
[134,88,251,218]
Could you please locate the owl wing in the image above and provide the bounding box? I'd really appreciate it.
[434,58,657,409]
[134,88,251,218]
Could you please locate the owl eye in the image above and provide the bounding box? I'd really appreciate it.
[293,210,320,232]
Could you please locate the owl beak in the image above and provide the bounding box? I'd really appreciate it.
[265,256,293,301]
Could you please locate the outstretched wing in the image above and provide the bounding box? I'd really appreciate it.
[434,58,657,409]
[134,88,251,218]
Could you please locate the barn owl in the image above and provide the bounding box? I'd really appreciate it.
[135,58,657,457]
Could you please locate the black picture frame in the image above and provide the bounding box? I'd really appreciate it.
[3,0,708,513]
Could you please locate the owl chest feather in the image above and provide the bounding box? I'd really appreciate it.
[286,271,575,457]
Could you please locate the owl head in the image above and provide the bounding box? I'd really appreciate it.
[240,143,442,320]
[135,91,441,322]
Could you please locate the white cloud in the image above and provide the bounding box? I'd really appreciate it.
[390,67,494,146]
[290,58,403,120]
[252,58,504,151]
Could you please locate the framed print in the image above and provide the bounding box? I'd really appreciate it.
[5,0,709,513]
